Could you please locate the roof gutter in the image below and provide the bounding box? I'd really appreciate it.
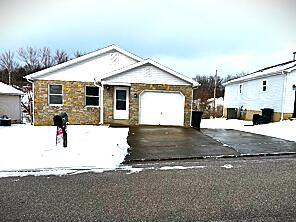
[224,71,282,86]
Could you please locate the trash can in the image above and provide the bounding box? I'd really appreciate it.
[261,108,273,123]
[0,115,11,126]
[227,108,237,119]
[252,114,261,125]
[191,111,203,130]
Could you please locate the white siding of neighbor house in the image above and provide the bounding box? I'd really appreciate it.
[224,74,285,112]
[0,95,22,122]
[283,70,296,113]
[38,51,138,82]
[224,84,239,108]
[104,65,190,85]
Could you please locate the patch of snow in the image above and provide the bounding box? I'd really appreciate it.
[221,164,233,169]
[201,118,296,142]
[0,82,24,95]
[207,97,224,107]
[120,165,144,174]
[0,124,129,177]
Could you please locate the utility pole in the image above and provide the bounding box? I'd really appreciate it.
[213,69,217,117]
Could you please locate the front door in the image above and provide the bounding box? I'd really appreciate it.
[114,87,129,119]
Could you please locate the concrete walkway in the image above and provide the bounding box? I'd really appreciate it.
[125,126,296,162]
[125,126,239,162]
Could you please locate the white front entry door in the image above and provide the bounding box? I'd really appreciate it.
[139,91,185,126]
[113,87,129,119]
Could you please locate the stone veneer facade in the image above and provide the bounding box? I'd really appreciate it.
[33,80,100,126]
[34,81,193,126]
[103,83,193,127]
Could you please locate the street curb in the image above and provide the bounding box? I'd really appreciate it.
[124,152,296,164]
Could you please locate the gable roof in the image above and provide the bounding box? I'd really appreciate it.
[25,45,143,80]
[0,82,24,95]
[95,59,199,87]
[224,60,296,86]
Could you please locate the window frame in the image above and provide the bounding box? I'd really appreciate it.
[85,85,100,107]
[48,84,63,106]
[262,80,267,92]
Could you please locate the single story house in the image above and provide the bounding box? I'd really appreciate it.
[0,82,24,123]
[25,45,199,127]
[223,59,296,121]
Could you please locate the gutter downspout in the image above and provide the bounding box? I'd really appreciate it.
[191,83,200,127]
[94,78,103,124]
[26,78,34,125]
[281,71,288,121]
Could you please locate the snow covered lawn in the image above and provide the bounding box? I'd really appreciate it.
[201,118,296,142]
[0,125,129,176]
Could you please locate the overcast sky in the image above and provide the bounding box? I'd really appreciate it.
[1,0,295,77]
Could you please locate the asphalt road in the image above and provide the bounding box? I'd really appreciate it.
[1,157,296,221]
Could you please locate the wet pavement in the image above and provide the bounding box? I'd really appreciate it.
[202,128,296,156]
[125,126,239,162]
[126,126,296,162]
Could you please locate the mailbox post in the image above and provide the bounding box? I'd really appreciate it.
[53,112,68,147]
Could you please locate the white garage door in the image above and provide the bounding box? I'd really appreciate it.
[139,91,185,126]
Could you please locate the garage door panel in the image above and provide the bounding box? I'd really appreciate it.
[139,91,184,126]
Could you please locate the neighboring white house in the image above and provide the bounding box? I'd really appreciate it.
[223,60,296,121]
[0,82,24,123]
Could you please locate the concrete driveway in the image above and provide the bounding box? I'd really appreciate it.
[125,126,296,162]
[202,128,296,156]
[125,126,239,162]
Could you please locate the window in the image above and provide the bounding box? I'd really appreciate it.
[239,84,242,94]
[116,89,127,110]
[262,80,267,91]
[85,86,100,106]
[49,84,63,105]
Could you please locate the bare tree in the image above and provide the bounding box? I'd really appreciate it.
[54,49,69,64]
[40,47,54,68]
[0,51,18,85]
[74,50,85,58]
[18,47,40,71]
[223,71,248,83]
[21,84,33,124]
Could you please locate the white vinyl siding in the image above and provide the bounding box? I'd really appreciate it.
[48,84,63,105]
[85,86,100,106]
[39,51,138,82]
[224,75,284,112]
[104,65,190,85]
[283,70,296,113]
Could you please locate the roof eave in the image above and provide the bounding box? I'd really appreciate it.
[25,45,144,80]
[223,71,283,86]
[96,59,199,87]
